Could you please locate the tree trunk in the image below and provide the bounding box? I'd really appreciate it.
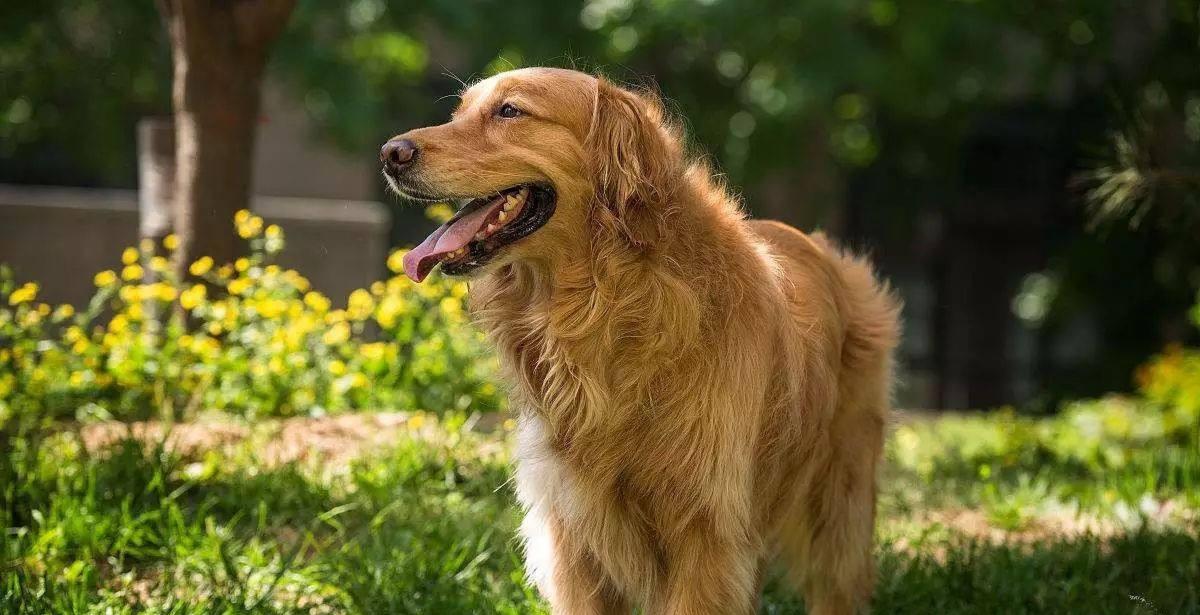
[157,0,296,277]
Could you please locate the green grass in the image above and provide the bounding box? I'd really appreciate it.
[1,409,1197,614]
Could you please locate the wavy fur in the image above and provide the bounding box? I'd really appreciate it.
[388,67,902,615]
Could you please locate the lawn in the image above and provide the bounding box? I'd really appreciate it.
[2,404,1197,614]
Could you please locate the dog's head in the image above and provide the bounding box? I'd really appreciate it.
[381,67,682,282]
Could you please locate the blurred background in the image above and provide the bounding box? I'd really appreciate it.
[2,3,1200,612]
[2,0,1198,412]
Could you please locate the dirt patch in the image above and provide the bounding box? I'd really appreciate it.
[890,502,1197,556]
[79,412,454,467]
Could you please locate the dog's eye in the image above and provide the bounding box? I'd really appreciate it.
[496,103,522,119]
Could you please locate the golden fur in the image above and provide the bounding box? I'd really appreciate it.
[387,67,902,615]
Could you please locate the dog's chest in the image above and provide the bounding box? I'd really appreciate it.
[516,414,697,536]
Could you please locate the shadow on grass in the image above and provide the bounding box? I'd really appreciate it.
[766,528,1200,614]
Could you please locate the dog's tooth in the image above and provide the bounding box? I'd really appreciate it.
[504,195,519,210]
[498,211,509,223]
[486,224,497,234]
[475,232,486,241]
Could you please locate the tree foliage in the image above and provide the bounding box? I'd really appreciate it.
[2,0,1163,188]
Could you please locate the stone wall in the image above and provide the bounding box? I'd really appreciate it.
[0,184,391,307]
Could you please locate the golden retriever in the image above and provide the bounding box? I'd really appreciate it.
[380,67,901,615]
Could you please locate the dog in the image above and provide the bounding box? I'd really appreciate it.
[380,67,901,615]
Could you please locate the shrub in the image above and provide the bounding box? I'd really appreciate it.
[891,292,1200,495]
[0,210,502,427]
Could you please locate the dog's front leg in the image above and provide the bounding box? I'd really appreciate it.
[647,522,759,615]
[537,515,630,615]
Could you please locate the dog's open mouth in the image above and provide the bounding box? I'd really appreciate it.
[401,184,556,282]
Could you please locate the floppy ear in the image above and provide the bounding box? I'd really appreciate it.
[586,79,677,249]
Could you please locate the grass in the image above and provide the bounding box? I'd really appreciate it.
[1,409,1197,614]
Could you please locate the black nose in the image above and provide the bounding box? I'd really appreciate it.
[380,138,417,172]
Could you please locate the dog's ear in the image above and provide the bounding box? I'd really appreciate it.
[586,79,678,250]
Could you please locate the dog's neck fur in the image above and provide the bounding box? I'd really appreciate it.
[471,165,775,446]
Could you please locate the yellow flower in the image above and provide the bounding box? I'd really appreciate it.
[325,310,347,325]
[285,271,311,292]
[36,303,50,316]
[408,414,427,430]
[503,418,517,431]
[237,215,264,239]
[303,291,331,313]
[20,310,41,327]
[322,322,351,345]
[54,304,75,320]
[374,295,407,329]
[8,282,38,305]
[347,289,375,320]
[180,284,206,310]
[65,326,84,343]
[255,298,286,319]
[451,282,469,298]
[234,258,250,273]
[426,202,454,223]
[109,314,129,334]
[163,234,179,251]
[193,336,220,358]
[121,247,139,266]
[119,285,143,303]
[361,342,387,361]
[227,278,252,295]
[126,302,144,321]
[235,209,252,225]
[72,339,89,354]
[386,250,408,274]
[121,264,144,281]
[439,296,462,316]
[189,256,214,277]
[206,322,223,336]
[153,283,177,302]
[69,371,87,387]
[328,360,347,376]
[149,256,169,273]
[265,224,282,240]
[0,374,14,398]
[139,238,156,254]
[93,270,117,287]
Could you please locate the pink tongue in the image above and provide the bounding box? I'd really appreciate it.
[402,196,505,282]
